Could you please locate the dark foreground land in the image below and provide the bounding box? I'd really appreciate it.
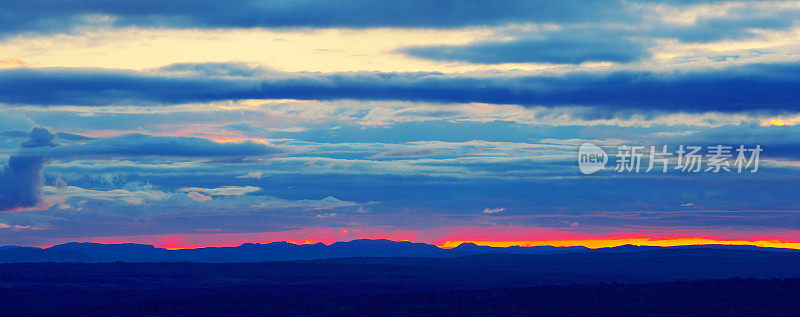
[7,278,799,316]
[2,250,800,316]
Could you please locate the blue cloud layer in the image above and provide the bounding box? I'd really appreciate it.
[20,133,279,158]
[402,34,648,64]
[1,62,798,112]
[399,4,800,64]
[0,0,638,36]
[2,1,796,39]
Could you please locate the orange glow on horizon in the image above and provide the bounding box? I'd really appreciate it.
[436,238,800,250]
[89,237,800,251]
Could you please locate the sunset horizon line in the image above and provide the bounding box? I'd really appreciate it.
[29,236,800,251]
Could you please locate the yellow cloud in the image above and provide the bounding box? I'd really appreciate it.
[0,57,26,67]
[761,114,800,126]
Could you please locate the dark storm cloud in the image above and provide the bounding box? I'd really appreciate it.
[0,128,55,211]
[1,62,798,112]
[0,155,46,212]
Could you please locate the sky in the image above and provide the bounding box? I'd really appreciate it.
[1,0,799,249]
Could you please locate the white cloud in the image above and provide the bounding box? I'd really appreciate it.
[0,223,46,230]
[178,186,261,196]
[269,126,307,133]
[482,207,504,214]
[186,191,212,202]
[43,185,170,205]
[252,196,356,210]
[236,171,263,179]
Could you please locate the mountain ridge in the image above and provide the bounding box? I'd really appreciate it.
[1,239,798,263]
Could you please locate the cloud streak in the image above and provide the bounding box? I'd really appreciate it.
[1,62,799,112]
[0,0,641,37]
[3,0,798,44]
[402,33,649,64]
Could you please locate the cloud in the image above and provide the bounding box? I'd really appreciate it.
[20,127,56,148]
[0,113,34,132]
[1,62,799,112]
[269,126,307,133]
[2,1,798,43]
[236,171,263,179]
[482,207,504,214]
[402,33,649,64]
[18,133,279,158]
[225,122,257,132]
[1,129,94,142]
[37,183,357,214]
[251,196,357,210]
[0,223,44,231]
[0,130,31,139]
[44,184,170,206]
[158,62,268,78]
[0,129,54,212]
[0,129,279,211]
[0,155,46,211]
[0,58,27,67]
[399,2,800,65]
[1,0,796,69]
[371,149,439,159]
[186,191,212,202]
[655,4,800,43]
[54,132,95,141]
[179,186,261,196]
[0,0,638,37]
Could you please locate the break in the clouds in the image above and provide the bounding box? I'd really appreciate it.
[0,0,799,248]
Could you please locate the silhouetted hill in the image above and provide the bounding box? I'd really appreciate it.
[0,247,91,263]
[0,239,798,263]
[48,242,170,262]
